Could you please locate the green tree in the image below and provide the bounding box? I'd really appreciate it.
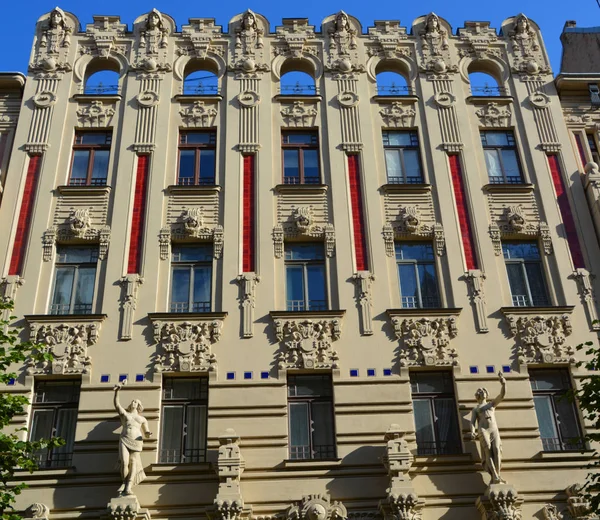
[572,340,600,514]
[0,300,62,520]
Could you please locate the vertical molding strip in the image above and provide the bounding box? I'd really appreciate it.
[242,154,255,273]
[127,155,150,274]
[547,154,585,268]
[348,154,368,271]
[9,155,42,275]
[448,154,478,270]
[573,133,587,169]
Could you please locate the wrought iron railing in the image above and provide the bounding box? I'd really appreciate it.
[170,301,211,313]
[177,177,216,186]
[280,83,317,95]
[470,85,506,97]
[289,444,336,460]
[33,450,73,468]
[84,84,119,95]
[283,176,321,185]
[387,175,424,185]
[159,448,207,463]
[416,441,462,456]
[377,84,412,96]
[49,303,92,315]
[542,437,586,452]
[68,178,108,187]
[182,83,220,95]
[488,175,524,185]
[286,300,327,312]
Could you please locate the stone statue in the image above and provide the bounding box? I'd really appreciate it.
[40,7,71,54]
[423,13,449,55]
[329,11,357,56]
[470,372,506,484]
[235,10,264,52]
[140,8,168,54]
[114,381,152,496]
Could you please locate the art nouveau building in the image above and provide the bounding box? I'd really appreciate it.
[2,8,599,520]
[0,73,25,200]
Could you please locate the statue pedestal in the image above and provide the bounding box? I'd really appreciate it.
[106,496,151,520]
[476,483,523,520]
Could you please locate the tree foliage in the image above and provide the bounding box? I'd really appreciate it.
[0,300,62,520]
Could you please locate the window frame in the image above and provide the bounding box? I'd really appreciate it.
[395,242,441,309]
[480,130,524,185]
[410,372,462,456]
[281,131,321,185]
[177,131,217,186]
[170,245,213,313]
[159,377,209,464]
[587,132,600,165]
[287,374,336,461]
[382,130,424,184]
[30,380,81,468]
[284,243,328,312]
[69,131,112,187]
[49,246,99,315]
[502,242,549,307]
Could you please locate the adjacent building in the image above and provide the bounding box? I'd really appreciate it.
[2,8,599,520]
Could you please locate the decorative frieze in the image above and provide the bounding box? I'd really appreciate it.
[280,101,318,127]
[366,20,409,61]
[271,311,345,372]
[353,271,375,336]
[179,101,218,127]
[149,313,226,375]
[107,496,151,520]
[457,21,500,61]
[77,101,116,128]
[274,18,316,60]
[287,495,347,520]
[84,15,127,59]
[502,307,576,365]
[237,273,260,338]
[379,102,416,128]
[476,103,512,128]
[388,309,460,367]
[179,18,225,65]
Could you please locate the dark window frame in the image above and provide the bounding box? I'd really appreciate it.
[587,132,600,165]
[395,242,440,309]
[281,131,321,185]
[69,131,112,186]
[30,380,81,468]
[480,130,524,184]
[170,245,213,313]
[284,243,327,312]
[177,131,217,186]
[159,377,209,463]
[287,374,336,460]
[502,242,549,307]
[382,130,424,184]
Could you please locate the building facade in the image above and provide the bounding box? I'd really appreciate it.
[0,72,25,200]
[2,8,600,520]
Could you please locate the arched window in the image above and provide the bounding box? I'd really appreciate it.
[468,70,502,97]
[84,69,120,95]
[183,69,219,95]
[375,66,410,96]
[279,59,317,95]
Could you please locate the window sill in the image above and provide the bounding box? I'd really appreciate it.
[274,94,322,103]
[413,453,472,464]
[534,449,594,461]
[15,466,75,475]
[381,183,431,194]
[166,184,222,195]
[175,94,223,102]
[386,308,462,318]
[465,95,513,104]
[483,183,535,193]
[148,311,228,321]
[500,306,575,317]
[270,309,345,321]
[372,95,419,103]
[56,185,111,196]
[284,458,342,469]
[274,183,328,194]
[25,313,108,324]
[73,94,122,102]
[149,462,211,474]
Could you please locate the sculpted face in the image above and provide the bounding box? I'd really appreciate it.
[128,399,142,413]
[337,14,348,30]
[517,17,528,33]
[147,12,160,29]
[50,10,63,27]
[475,388,487,403]
[427,16,439,32]
[243,13,255,30]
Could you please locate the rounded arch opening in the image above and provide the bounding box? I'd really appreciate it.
[84,58,121,95]
[183,59,219,95]
[280,59,316,95]
[467,62,504,96]
[375,61,410,96]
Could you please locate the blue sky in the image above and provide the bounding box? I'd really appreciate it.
[1,0,597,74]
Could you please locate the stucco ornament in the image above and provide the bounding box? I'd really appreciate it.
[136,9,171,72]
[366,20,409,61]
[476,103,512,128]
[292,206,314,233]
[33,91,58,108]
[542,504,560,520]
[477,485,523,520]
[457,21,499,60]
[287,495,347,520]
[181,207,205,235]
[400,206,421,233]
[470,373,506,485]
[281,102,318,127]
[419,13,453,73]
[505,313,575,365]
[113,382,152,497]
[179,101,218,128]
[274,18,316,59]
[274,319,342,370]
[352,271,375,335]
[327,11,362,73]
[26,504,50,520]
[152,320,222,373]
[505,205,526,232]
[508,14,548,75]
[68,208,91,237]
[237,273,260,338]
[32,7,73,72]
[379,103,416,128]
[232,10,268,74]
[77,101,116,127]
[394,317,458,367]
[566,484,595,520]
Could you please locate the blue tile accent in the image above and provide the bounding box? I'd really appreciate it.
[502,365,511,373]
[119,374,128,383]
[244,371,252,380]
[135,374,145,382]
[227,372,235,380]
[100,375,110,383]
[486,365,495,374]
[367,369,376,377]
[261,371,269,379]
[383,368,392,376]
[470,366,479,374]
[7,378,15,386]
[350,369,359,377]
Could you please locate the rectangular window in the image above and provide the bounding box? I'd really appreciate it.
[159,377,208,463]
[395,243,440,309]
[69,132,112,186]
[530,369,584,452]
[481,131,523,184]
[383,131,423,184]
[287,374,335,460]
[410,372,461,456]
[502,242,549,307]
[170,245,213,313]
[587,132,600,165]
[49,246,98,315]
[284,243,327,311]
[30,380,80,468]
[282,132,320,185]
[178,132,216,186]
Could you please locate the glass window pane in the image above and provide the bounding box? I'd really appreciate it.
[503,242,541,260]
[52,268,75,308]
[193,266,212,312]
[385,149,403,180]
[404,150,422,180]
[285,243,325,261]
[530,371,569,391]
[434,398,460,450]
[506,263,529,304]
[484,131,510,147]
[413,399,436,447]
[418,263,439,308]
[171,268,191,310]
[30,409,54,441]
[398,264,418,309]
[184,405,207,461]
[173,245,213,262]
[167,379,206,400]
[288,376,332,397]
[396,243,434,261]
[385,131,413,147]
[160,406,184,462]
[199,150,215,183]
[500,150,521,180]
[54,408,77,455]
[312,401,335,457]
[484,149,503,180]
[554,396,581,444]
[80,133,110,145]
[306,264,326,310]
[284,133,314,145]
[303,149,320,182]
[411,372,453,394]
[90,150,109,182]
[533,395,559,440]
[289,402,310,452]
[178,150,196,182]
[525,263,549,306]
[184,133,214,144]
[286,265,305,309]
[283,149,300,182]
[59,247,98,263]
[73,267,96,313]
[70,150,90,181]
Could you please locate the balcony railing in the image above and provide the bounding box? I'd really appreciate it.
[542,437,586,452]
[401,296,441,309]
[283,176,321,185]
[416,441,461,456]
[84,84,119,95]
[289,444,336,460]
[387,176,424,185]
[377,84,411,96]
[49,303,93,315]
[170,301,211,313]
[286,300,327,312]
[177,177,216,186]
[279,83,317,95]
[68,178,108,187]
[33,450,73,468]
[182,83,219,95]
[159,448,206,463]
[488,175,524,185]
[470,85,506,97]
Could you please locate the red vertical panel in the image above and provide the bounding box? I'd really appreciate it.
[548,154,585,268]
[347,154,368,271]
[448,155,478,270]
[9,155,41,275]
[127,155,150,274]
[242,154,255,272]
[574,133,587,169]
